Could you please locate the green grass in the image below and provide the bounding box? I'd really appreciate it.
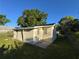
[0,39,23,49]
[0,39,78,59]
[0,35,79,59]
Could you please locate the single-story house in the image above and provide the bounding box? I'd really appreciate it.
[13,24,56,44]
[0,24,56,48]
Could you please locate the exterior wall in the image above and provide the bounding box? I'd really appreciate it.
[33,28,38,42]
[33,28,43,42]
[23,30,33,42]
[0,29,13,32]
[37,25,56,43]
[51,26,57,42]
[13,25,56,43]
[42,27,52,39]
[39,28,43,40]
[13,30,33,42]
[13,31,22,41]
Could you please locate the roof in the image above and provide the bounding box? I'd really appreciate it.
[0,23,55,31]
[14,23,55,30]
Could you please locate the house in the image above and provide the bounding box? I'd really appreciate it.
[0,24,56,48]
[13,24,56,45]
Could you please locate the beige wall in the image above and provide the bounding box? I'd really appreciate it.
[13,30,33,42]
[0,29,13,33]
[13,25,56,43]
[37,26,56,43]
[23,30,33,42]
[43,27,52,39]
[14,31,23,41]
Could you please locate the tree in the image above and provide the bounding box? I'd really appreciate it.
[0,15,10,25]
[56,16,79,58]
[57,16,79,44]
[56,16,79,50]
[57,16,79,35]
[17,9,48,27]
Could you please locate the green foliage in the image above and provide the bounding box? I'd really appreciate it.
[0,39,23,49]
[17,9,48,27]
[0,32,22,50]
[59,16,74,24]
[56,16,79,51]
[0,32,79,59]
[57,16,79,35]
[0,38,79,59]
[0,15,10,25]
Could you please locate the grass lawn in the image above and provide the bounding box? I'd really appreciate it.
[0,38,79,59]
[0,39,23,49]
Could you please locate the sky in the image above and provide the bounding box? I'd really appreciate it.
[0,0,79,27]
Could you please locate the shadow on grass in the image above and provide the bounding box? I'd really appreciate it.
[0,41,46,59]
[0,44,10,59]
[0,39,79,59]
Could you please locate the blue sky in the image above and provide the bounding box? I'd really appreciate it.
[0,0,79,27]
